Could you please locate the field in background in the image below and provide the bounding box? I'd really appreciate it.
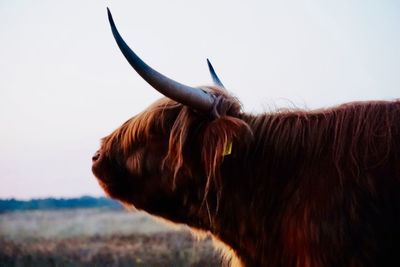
[0,208,220,266]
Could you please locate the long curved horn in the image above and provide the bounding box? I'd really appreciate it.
[107,8,214,112]
[206,59,225,89]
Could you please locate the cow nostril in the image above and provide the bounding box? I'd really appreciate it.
[92,151,101,162]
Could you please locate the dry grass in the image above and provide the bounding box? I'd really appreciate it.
[0,209,221,266]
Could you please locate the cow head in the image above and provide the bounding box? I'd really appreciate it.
[92,9,251,226]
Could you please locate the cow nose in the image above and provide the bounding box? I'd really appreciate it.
[92,151,101,162]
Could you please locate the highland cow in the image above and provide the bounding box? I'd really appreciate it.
[92,9,400,267]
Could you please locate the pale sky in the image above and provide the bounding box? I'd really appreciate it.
[0,1,399,199]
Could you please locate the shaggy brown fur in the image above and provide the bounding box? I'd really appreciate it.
[92,87,400,266]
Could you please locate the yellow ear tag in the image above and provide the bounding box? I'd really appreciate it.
[222,141,232,156]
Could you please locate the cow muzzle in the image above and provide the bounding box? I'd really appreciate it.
[92,150,101,162]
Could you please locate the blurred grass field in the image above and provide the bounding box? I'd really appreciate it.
[0,208,220,266]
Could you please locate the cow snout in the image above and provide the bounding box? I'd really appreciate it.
[92,150,101,162]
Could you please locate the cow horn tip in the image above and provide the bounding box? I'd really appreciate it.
[107,7,113,22]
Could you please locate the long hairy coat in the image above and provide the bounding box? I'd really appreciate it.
[93,87,400,266]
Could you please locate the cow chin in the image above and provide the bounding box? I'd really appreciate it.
[93,168,119,197]
[92,163,134,203]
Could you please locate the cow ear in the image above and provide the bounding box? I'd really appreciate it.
[201,116,252,187]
